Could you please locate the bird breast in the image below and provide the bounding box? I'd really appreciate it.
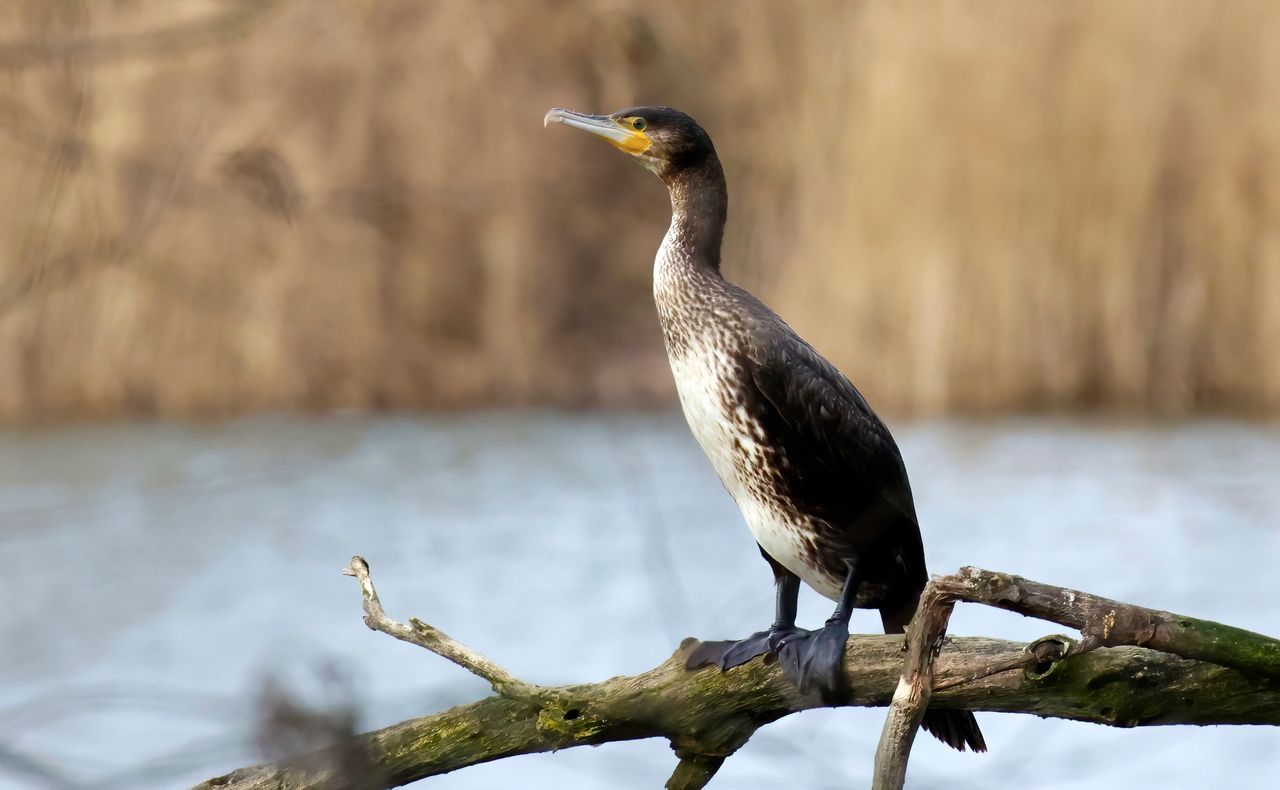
[660,314,844,601]
[652,223,845,600]
[666,337,845,601]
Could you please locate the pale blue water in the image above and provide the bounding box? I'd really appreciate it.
[1,414,1277,789]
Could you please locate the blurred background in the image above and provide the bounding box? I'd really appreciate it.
[1,0,1278,788]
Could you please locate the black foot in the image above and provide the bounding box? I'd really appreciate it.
[775,620,850,702]
[685,626,807,671]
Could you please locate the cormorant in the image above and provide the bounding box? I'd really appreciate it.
[545,106,985,752]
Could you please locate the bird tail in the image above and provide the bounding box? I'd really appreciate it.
[881,599,987,753]
[920,709,987,753]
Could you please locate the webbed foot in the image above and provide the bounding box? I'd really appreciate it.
[775,619,850,702]
[685,626,807,671]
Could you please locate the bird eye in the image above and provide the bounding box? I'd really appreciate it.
[632,118,647,131]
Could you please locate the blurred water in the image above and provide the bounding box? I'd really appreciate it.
[0,413,1277,789]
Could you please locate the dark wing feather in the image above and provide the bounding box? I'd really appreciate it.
[744,320,917,521]
[740,302,927,588]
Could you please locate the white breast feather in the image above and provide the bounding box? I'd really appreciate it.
[667,337,842,601]
[655,220,842,600]
[655,215,844,596]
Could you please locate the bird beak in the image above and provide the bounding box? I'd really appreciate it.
[544,107,652,155]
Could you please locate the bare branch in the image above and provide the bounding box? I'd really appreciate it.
[933,567,1280,676]
[871,580,955,790]
[665,753,725,790]
[341,556,547,704]
[199,563,1280,790]
[870,566,1280,790]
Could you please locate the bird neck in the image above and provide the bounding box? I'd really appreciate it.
[662,156,727,274]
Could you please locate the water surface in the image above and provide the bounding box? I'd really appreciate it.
[1,414,1277,788]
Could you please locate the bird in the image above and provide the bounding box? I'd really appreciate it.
[545,105,985,753]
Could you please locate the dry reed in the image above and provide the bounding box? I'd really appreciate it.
[1,0,1277,421]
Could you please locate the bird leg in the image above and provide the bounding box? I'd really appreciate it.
[775,561,860,703]
[685,571,806,671]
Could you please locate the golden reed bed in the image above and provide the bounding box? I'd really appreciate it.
[1,0,1277,421]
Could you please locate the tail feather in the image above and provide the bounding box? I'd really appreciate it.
[922,709,987,752]
[882,598,987,753]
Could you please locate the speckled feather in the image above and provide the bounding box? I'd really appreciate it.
[655,208,926,611]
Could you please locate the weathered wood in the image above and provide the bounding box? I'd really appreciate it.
[870,566,1280,790]
[871,579,956,790]
[665,753,725,790]
[196,559,1280,790]
[933,567,1280,678]
[197,638,1280,790]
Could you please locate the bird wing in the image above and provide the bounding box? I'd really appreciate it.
[742,310,921,532]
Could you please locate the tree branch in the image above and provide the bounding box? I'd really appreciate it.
[665,753,725,790]
[341,557,547,705]
[931,566,1280,676]
[871,578,956,790]
[871,566,1280,789]
[198,561,1280,790]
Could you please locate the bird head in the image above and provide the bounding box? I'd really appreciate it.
[544,106,716,181]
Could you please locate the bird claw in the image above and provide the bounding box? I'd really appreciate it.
[776,621,850,702]
[685,626,809,672]
[685,621,849,703]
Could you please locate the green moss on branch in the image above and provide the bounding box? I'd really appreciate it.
[197,635,1280,790]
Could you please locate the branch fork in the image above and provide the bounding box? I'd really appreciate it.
[340,556,716,788]
[197,559,1280,790]
[871,566,1280,789]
